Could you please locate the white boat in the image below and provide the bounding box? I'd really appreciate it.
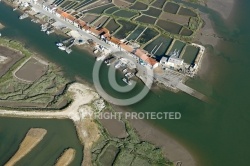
[106,61,111,66]
[115,61,121,69]
[0,33,2,37]
[58,46,66,51]
[19,13,28,19]
[125,72,134,79]
[122,78,132,85]
[46,30,54,35]
[13,8,17,11]
[41,23,48,31]
[56,43,63,47]
[122,68,128,73]
[104,59,110,66]
[41,27,47,32]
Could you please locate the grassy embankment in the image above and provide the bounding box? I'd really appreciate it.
[91,103,173,166]
[0,38,72,110]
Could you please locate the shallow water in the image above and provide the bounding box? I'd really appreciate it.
[0,117,83,165]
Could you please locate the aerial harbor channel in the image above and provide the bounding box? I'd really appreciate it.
[1,0,250,166]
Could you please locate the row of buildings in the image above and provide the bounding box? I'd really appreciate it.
[32,0,203,73]
[34,0,159,68]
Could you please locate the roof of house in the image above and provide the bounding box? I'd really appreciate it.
[168,57,184,65]
[98,27,110,34]
[147,57,158,66]
[89,27,100,35]
[160,56,168,62]
[120,43,133,52]
[110,37,121,45]
[75,19,86,27]
[140,54,149,61]
[134,48,158,66]
[66,14,76,21]
[56,9,64,14]
[104,33,111,38]
[134,49,146,57]
[60,11,76,21]
[61,12,69,18]
[83,25,90,30]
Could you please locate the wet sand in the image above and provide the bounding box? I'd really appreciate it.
[206,0,235,20]
[0,22,4,29]
[195,0,236,79]
[55,148,76,166]
[194,0,235,47]
[5,128,47,166]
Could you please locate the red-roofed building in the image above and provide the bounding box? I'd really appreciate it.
[120,43,133,52]
[134,49,146,58]
[98,28,110,36]
[59,11,76,24]
[110,37,121,45]
[66,14,76,24]
[133,49,158,68]
[55,9,64,18]
[78,20,86,28]
[89,27,100,36]
[74,19,86,28]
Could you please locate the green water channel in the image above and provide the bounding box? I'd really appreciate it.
[0,117,83,165]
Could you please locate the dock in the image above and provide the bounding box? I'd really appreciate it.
[176,83,211,103]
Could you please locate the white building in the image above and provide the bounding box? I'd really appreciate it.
[160,56,184,69]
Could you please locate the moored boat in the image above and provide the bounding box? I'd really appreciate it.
[122,78,132,85]
[58,46,66,51]
[19,13,28,19]
[56,43,63,47]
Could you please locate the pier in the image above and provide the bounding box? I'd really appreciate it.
[176,83,211,103]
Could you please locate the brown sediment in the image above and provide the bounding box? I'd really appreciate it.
[194,0,235,79]
[5,128,47,166]
[74,117,100,166]
[194,12,220,47]
[99,118,128,139]
[0,45,24,77]
[55,148,76,166]
[205,0,235,20]
[111,105,197,166]
[0,22,4,29]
